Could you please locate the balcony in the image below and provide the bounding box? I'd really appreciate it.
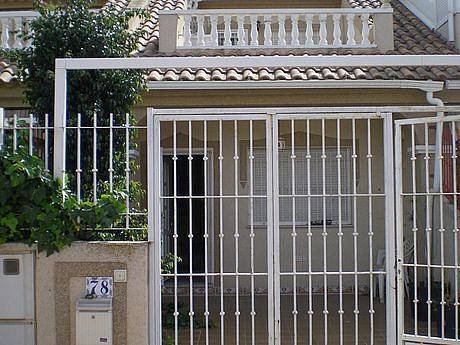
[158,7,394,53]
[0,11,38,49]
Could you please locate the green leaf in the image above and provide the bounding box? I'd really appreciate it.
[1,214,18,231]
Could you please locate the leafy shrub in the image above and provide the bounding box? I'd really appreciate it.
[1,0,149,241]
[0,150,126,255]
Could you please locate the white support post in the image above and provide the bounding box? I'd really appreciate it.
[383,112,397,345]
[269,112,280,345]
[53,64,67,186]
[147,108,162,345]
[395,121,405,345]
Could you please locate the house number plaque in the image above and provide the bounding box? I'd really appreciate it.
[85,277,113,298]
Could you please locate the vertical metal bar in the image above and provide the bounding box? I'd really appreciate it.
[44,113,49,172]
[451,120,459,341]
[384,113,397,345]
[28,113,33,155]
[249,119,256,345]
[437,118,446,339]
[395,122,405,345]
[337,118,344,345]
[0,107,4,151]
[188,120,194,345]
[267,113,276,345]
[291,119,298,345]
[125,113,131,230]
[76,113,82,203]
[173,120,179,345]
[321,118,329,345]
[218,120,225,345]
[203,120,210,345]
[410,124,419,335]
[233,120,240,345]
[424,123,432,338]
[53,66,67,184]
[148,108,162,345]
[367,118,375,345]
[109,113,114,193]
[306,119,313,345]
[92,112,98,204]
[13,114,17,152]
[352,118,359,345]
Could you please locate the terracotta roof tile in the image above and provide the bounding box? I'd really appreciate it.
[1,0,460,85]
[141,0,460,82]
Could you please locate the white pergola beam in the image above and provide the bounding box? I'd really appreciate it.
[55,55,460,70]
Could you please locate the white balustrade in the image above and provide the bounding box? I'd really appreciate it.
[164,8,394,50]
[0,11,38,49]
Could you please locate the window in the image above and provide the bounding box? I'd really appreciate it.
[218,30,239,46]
[253,147,352,226]
[3,258,20,275]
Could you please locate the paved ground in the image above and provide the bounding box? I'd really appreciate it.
[162,294,389,345]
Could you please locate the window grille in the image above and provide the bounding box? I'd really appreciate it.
[253,147,352,225]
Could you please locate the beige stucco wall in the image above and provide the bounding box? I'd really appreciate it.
[33,241,149,345]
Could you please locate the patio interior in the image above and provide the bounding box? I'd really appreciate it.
[162,294,407,345]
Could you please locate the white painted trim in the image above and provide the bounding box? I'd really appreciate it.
[446,80,460,89]
[383,112,396,345]
[146,80,444,92]
[399,0,436,30]
[0,11,39,18]
[55,55,460,70]
[153,106,460,116]
[163,8,394,15]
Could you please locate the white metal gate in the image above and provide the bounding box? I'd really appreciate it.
[150,108,396,345]
[396,114,460,345]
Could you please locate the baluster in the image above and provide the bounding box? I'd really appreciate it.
[333,14,342,47]
[224,15,232,46]
[210,15,218,47]
[237,15,246,46]
[319,14,328,46]
[25,17,35,48]
[361,13,370,46]
[346,13,356,46]
[305,14,314,47]
[291,14,300,46]
[184,15,192,47]
[1,18,10,49]
[278,14,286,46]
[250,15,259,46]
[264,15,272,46]
[13,17,23,49]
[197,15,205,46]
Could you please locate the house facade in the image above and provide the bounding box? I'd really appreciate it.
[1,1,460,345]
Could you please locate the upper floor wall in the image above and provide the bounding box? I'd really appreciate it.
[401,0,460,47]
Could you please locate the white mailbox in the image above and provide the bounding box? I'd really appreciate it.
[76,298,112,345]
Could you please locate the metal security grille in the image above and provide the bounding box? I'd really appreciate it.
[396,114,460,345]
[150,109,396,345]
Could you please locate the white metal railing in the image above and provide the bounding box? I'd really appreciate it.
[0,11,38,49]
[0,110,148,235]
[159,8,394,51]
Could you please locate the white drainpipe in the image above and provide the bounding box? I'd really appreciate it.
[425,91,445,268]
[426,91,445,194]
